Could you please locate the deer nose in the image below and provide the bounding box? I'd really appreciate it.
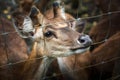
[78,35,92,47]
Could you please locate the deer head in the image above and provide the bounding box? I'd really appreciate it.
[12,0,92,57]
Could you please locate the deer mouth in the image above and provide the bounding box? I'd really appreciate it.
[70,45,90,51]
[69,45,91,54]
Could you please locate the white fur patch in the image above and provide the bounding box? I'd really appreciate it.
[74,48,89,54]
[57,58,67,72]
[23,16,34,32]
[12,19,28,38]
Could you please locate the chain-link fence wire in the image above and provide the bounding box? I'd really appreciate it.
[0,0,120,80]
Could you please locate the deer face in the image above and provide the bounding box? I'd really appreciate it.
[12,0,92,57]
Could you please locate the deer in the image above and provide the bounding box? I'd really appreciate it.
[54,0,120,80]
[0,16,28,80]
[0,0,92,80]
[87,0,120,80]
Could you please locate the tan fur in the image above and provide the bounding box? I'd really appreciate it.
[0,1,92,80]
[57,0,120,80]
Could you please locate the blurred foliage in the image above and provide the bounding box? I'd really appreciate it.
[63,0,101,33]
[0,0,14,19]
[0,0,101,33]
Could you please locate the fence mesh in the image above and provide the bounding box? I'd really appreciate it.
[0,0,120,80]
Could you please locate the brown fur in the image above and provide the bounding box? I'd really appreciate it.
[57,0,120,80]
[0,0,54,80]
[88,0,120,79]
[0,17,28,80]
[0,0,92,80]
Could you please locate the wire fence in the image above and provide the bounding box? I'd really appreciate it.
[42,57,120,80]
[0,10,120,36]
[0,0,120,80]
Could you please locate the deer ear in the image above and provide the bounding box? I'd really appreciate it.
[19,0,34,14]
[29,6,40,25]
[11,0,35,38]
[12,5,44,39]
[71,18,86,33]
[12,14,34,38]
[52,1,66,19]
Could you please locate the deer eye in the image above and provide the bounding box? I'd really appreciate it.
[44,31,54,37]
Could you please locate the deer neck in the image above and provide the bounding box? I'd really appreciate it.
[34,57,55,80]
[57,57,76,80]
[31,42,55,80]
[22,42,55,80]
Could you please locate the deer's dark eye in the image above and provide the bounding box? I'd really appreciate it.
[44,31,53,37]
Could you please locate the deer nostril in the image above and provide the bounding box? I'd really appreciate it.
[79,39,85,43]
[78,35,93,47]
[78,34,92,44]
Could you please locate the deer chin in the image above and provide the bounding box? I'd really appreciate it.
[47,46,90,58]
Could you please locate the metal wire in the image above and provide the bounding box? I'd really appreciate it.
[106,74,120,80]
[0,10,120,36]
[0,52,119,79]
[0,10,9,63]
[0,56,46,68]
[98,0,112,80]
[0,10,119,49]
[0,10,119,67]
[0,1,120,80]
[0,7,14,80]
[42,57,120,80]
